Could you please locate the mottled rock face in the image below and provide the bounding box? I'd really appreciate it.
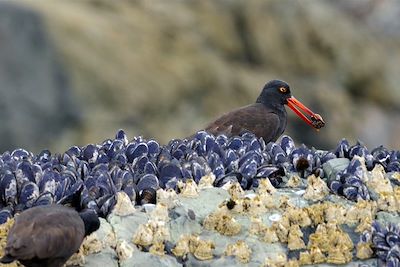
[1,0,397,151]
[0,2,80,153]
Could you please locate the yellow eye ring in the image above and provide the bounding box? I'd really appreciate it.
[279,87,287,93]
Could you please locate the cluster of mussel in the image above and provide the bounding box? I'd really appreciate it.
[328,139,400,201]
[0,130,399,224]
[370,221,400,266]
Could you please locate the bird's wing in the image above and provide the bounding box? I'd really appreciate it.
[32,211,85,259]
[205,104,281,142]
[5,207,85,260]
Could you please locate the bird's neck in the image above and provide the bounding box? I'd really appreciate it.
[257,98,286,113]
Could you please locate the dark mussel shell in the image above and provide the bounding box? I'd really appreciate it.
[18,181,39,209]
[38,169,57,195]
[138,188,157,205]
[334,138,350,158]
[0,206,13,224]
[36,149,52,163]
[214,173,239,187]
[107,139,125,159]
[0,172,17,205]
[15,160,37,184]
[267,143,287,165]
[98,194,117,217]
[207,152,225,179]
[11,148,31,161]
[137,174,160,192]
[126,142,148,163]
[239,159,258,180]
[57,180,84,207]
[147,140,160,158]
[115,129,129,145]
[33,192,54,207]
[279,135,295,156]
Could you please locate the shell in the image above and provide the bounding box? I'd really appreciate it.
[132,223,154,247]
[137,174,159,192]
[335,138,350,158]
[138,188,157,205]
[82,144,99,164]
[198,173,216,189]
[115,129,128,146]
[172,235,191,258]
[356,241,373,260]
[116,239,134,261]
[257,178,277,195]
[0,207,13,224]
[149,241,165,256]
[192,238,215,261]
[224,240,252,264]
[279,135,295,156]
[203,209,241,236]
[367,164,393,194]
[18,181,39,208]
[112,191,135,216]
[287,224,306,250]
[150,203,169,222]
[0,172,17,205]
[156,188,178,209]
[126,142,148,163]
[227,182,245,200]
[303,175,329,201]
[264,253,287,267]
[178,179,199,197]
[33,192,54,207]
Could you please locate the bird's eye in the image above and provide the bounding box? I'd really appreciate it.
[279,87,287,93]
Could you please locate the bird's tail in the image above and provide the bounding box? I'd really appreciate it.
[0,254,15,264]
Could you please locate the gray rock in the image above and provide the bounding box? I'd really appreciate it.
[376,211,400,225]
[121,250,180,267]
[85,249,119,267]
[323,158,350,180]
[168,205,202,243]
[178,188,230,222]
[107,211,149,243]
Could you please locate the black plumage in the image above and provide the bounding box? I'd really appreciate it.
[203,80,324,143]
[0,204,100,267]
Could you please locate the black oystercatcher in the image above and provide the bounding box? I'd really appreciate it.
[0,205,100,267]
[202,80,324,142]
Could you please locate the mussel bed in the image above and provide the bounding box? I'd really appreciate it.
[0,130,399,266]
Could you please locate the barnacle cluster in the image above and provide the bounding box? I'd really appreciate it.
[224,240,252,263]
[356,231,373,260]
[132,220,170,247]
[303,175,329,201]
[300,223,353,265]
[203,208,241,236]
[178,179,199,197]
[172,234,215,261]
[0,218,19,267]
[116,239,134,261]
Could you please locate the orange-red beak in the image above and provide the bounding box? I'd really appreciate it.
[286,97,325,130]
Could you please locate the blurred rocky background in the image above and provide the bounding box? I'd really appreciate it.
[0,0,399,153]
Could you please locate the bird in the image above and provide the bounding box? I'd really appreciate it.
[201,79,324,143]
[0,204,100,267]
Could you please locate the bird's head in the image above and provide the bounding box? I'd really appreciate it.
[257,79,292,106]
[79,209,100,236]
[257,79,325,130]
